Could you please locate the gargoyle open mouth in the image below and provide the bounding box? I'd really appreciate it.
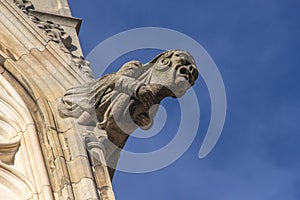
[177,65,198,86]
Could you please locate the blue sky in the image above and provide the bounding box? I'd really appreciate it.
[69,0,300,199]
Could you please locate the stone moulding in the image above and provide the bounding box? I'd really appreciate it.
[0,162,35,199]
[0,0,102,199]
[0,138,21,165]
[0,74,21,165]
[14,0,94,80]
[28,9,82,34]
[0,71,53,199]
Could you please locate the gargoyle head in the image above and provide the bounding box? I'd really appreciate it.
[128,49,198,131]
[147,49,198,98]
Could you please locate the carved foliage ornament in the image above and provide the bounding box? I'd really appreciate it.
[13,0,93,79]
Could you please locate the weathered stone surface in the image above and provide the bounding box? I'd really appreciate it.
[67,156,94,183]
[29,0,72,16]
[59,49,198,179]
[72,178,99,200]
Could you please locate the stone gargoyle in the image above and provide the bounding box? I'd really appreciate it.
[58,49,198,177]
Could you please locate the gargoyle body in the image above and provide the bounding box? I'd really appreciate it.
[59,49,198,177]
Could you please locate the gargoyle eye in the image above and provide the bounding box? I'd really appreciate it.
[181,59,186,65]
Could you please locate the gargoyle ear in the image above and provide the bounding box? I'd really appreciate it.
[153,58,172,71]
[151,50,174,71]
[161,58,172,66]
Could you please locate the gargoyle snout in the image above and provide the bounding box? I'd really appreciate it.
[178,65,198,85]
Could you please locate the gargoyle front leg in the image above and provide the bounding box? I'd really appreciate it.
[136,84,155,107]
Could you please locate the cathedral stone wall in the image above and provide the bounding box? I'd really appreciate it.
[0,0,114,199]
